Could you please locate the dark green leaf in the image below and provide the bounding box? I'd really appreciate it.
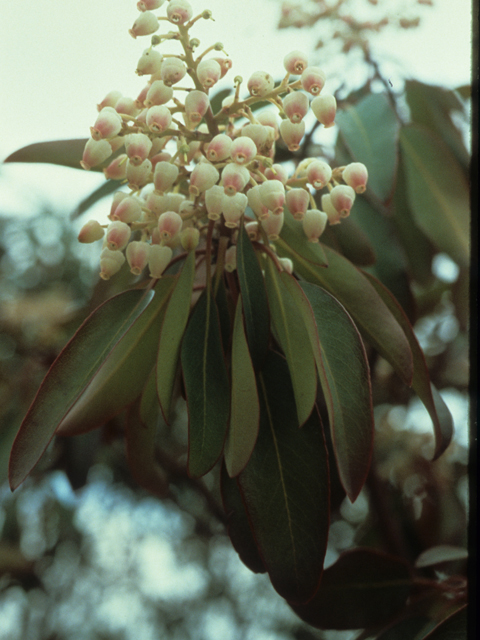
[291,548,412,629]
[220,462,266,574]
[224,296,260,477]
[239,351,329,604]
[421,606,467,640]
[363,271,453,458]
[4,139,100,171]
[71,179,122,219]
[264,259,317,426]
[8,288,154,490]
[157,251,196,422]
[336,93,399,203]
[236,222,270,369]
[181,290,230,478]
[374,615,432,640]
[400,125,469,268]
[298,280,374,501]
[321,215,377,267]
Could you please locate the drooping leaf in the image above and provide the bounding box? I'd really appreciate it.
[238,351,329,604]
[400,125,469,269]
[287,243,413,386]
[291,548,412,630]
[321,215,377,267]
[56,277,175,435]
[224,296,260,477]
[8,288,154,490]
[363,271,454,458]
[236,221,270,369]
[181,289,230,478]
[295,279,374,501]
[278,208,328,268]
[421,606,467,640]
[71,179,122,219]
[264,259,317,426]
[157,251,196,422]
[375,616,432,640]
[220,463,266,574]
[4,139,95,171]
[336,92,399,203]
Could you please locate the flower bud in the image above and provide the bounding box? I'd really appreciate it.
[185,90,210,123]
[161,57,187,86]
[311,93,336,127]
[213,57,233,78]
[221,192,248,228]
[149,244,172,278]
[241,124,268,151]
[78,220,105,243]
[230,136,257,165]
[197,59,222,89]
[97,90,122,112]
[260,180,285,215]
[153,161,179,194]
[302,209,328,242]
[106,221,131,251]
[300,66,326,95]
[126,158,153,190]
[261,210,284,240]
[189,161,220,196]
[283,50,308,75]
[247,185,269,220]
[321,193,341,225]
[103,154,128,180]
[329,185,356,217]
[112,196,143,223]
[224,245,237,272]
[137,0,165,11]
[90,107,123,141]
[167,0,193,25]
[129,11,159,38]
[125,133,153,166]
[278,257,294,273]
[245,221,259,241]
[146,105,173,132]
[115,96,139,117]
[342,162,368,194]
[256,111,279,139]
[306,160,332,190]
[136,48,163,76]
[126,241,151,275]
[158,211,183,242]
[279,120,305,151]
[100,247,125,280]
[221,163,250,196]
[145,81,173,107]
[206,134,232,162]
[265,163,288,184]
[180,226,200,251]
[283,91,309,123]
[80,138,113,170]
[247,71,275,97]
[286,188,309,220]
[205,185,224,220]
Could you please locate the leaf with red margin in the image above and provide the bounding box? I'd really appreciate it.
[291,548,412,630]
[238,350,329,604]
[420,606,467,640]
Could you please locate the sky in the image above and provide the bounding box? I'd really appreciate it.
[0,0,472,218]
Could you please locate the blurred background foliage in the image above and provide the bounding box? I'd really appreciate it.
[0,0,472,637]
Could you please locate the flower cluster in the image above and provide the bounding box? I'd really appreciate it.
[79,0,368,281]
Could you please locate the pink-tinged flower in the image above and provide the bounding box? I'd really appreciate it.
[136,49,163,76]
[109,192,128,219]
[306,160,332,190]
[329,184,356,217]
[256,111,279,139]
[97,90,122,112]
[205,185,224,220]
[112,196,143,223]
[283,50,308,75]
[260,180,285,215]
[241,124,268,152]
[126,241,151,275]
[279,120,305,151]
[213,56,232,78]
[197,59,222,89]
[247,185,270,220]
[146,192,169,216]
[80,138,112,170]
[90,107,123,141]
[137,0,165,12]
[161,57,187,86]
[167,0,193,25]
[224,245,237,272]
[247,71,275,97]
[158,211,183,242]
[300,66,326,95]
[145,80,173,107]
[278,257,294,273]
[149,244,172,278]
[230,136,257,165]
[115,96,140,117]
[245,221,259,241]
[261,210,284,240]
[265,163,288,184]
[185,90,210,123]
[206,134,232,162]
[135,85,150,109]
[124,133,153,166]
[180,226,200,251]
[100,247,125,280]
[105,221,131,251]
[221,192,248,228]
[283,91,309,123]
[311,93,336,127]
[78,220,105,243]
[189,161,219,196]
[221,163,250,196]
[321,193,341,225]
[146,105,173,132]
[342,162,368,193]
[302,209,328,242]
[286,188,310,220]
[126,158,153,190]
[129,11,159,38]
[103,154,128,180]
[153,161,179,194]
